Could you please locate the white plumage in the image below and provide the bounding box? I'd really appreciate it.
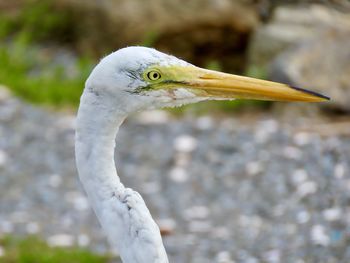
[76,47,190,263]
[75,46,327,263]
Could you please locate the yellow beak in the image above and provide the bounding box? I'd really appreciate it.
[169,66,329,102]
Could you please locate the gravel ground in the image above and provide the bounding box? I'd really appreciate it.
[0,87,350,263]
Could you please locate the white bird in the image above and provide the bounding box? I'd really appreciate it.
[75,46,328,263]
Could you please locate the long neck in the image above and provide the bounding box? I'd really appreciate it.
[75,91,168,263]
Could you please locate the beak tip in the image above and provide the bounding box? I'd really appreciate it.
[290,85,330,102]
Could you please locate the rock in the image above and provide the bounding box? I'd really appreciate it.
[47,234,75,247]
[248,5,350,69]
[3,1,349,75]
[270,29,350,112]
[0,0,264,72]
[248,4,350,113]
[156,218,176,236]
[57,0,260,72]
[1,86,350,262]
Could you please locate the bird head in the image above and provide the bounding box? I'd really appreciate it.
[85,46,329,112]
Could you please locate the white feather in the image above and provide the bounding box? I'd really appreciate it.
[76,47,198,263]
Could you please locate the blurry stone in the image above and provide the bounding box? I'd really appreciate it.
[260,119,279,133]
[285,224,297,235]
[272,204,285,217]
[323,207,341,222]
[0,86,350,261]
[0,150,8,167]
[48,174,63,188]
[156,218,176,236]
[26,222,40,234]
[174,135,198,153]
[248,5,350,69]
[283,146,302,160]
[55,116,76,130]
[297,181,318,198]
[311,225,330,246]
[0,86,11,101]
[65,191,90,211]
[77,234,90,247]
[291,169,308,185]
[0,87,18,121]
[196,116,214,130]
[240,255,259,263]
[56,0,260,72]
[216,250,234,263]
[259,5,350,113]
[188,220,211,233]
[245,161,263,176]
[263,249,281,263]
[174,152,191,166]
[73,196,90,211]
[334,163,346,179]
[293,132,312,146]
[183,206,210,220]
[10,211,29,223]
[141,181,160,194]
[169,167,189,183]
[0,221,14,234]
[296,210,310,224]
[254,129,270,143]
[47,234,75,247]
[61,216,74,228]
[211,227,230,240]
[136,110,169,124]
[270,28,350,112]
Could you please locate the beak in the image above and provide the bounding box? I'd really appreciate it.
[175,66,329,102]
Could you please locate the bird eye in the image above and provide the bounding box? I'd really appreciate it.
[146,70,161,81]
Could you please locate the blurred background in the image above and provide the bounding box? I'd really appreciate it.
[0,0,350,262]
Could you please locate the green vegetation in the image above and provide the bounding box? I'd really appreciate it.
[0,0,76,44]
[0,39,93,107]
[0,235,111,263]
[0,0,269,112]
[0,35,270,112]
[0,37,270,111]
[0,0,90,108]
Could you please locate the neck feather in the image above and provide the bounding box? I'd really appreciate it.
[75,90,168,263]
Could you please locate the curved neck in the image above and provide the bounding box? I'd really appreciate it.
[75,91,124,198]
[75,91,168,263]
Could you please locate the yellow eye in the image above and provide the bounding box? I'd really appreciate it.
[146,70,161,81]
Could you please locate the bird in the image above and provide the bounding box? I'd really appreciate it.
[75,46,329,263]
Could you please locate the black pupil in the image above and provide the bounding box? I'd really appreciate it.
[149,72,159,79]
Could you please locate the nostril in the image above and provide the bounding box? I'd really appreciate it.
[199,75,217,80]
